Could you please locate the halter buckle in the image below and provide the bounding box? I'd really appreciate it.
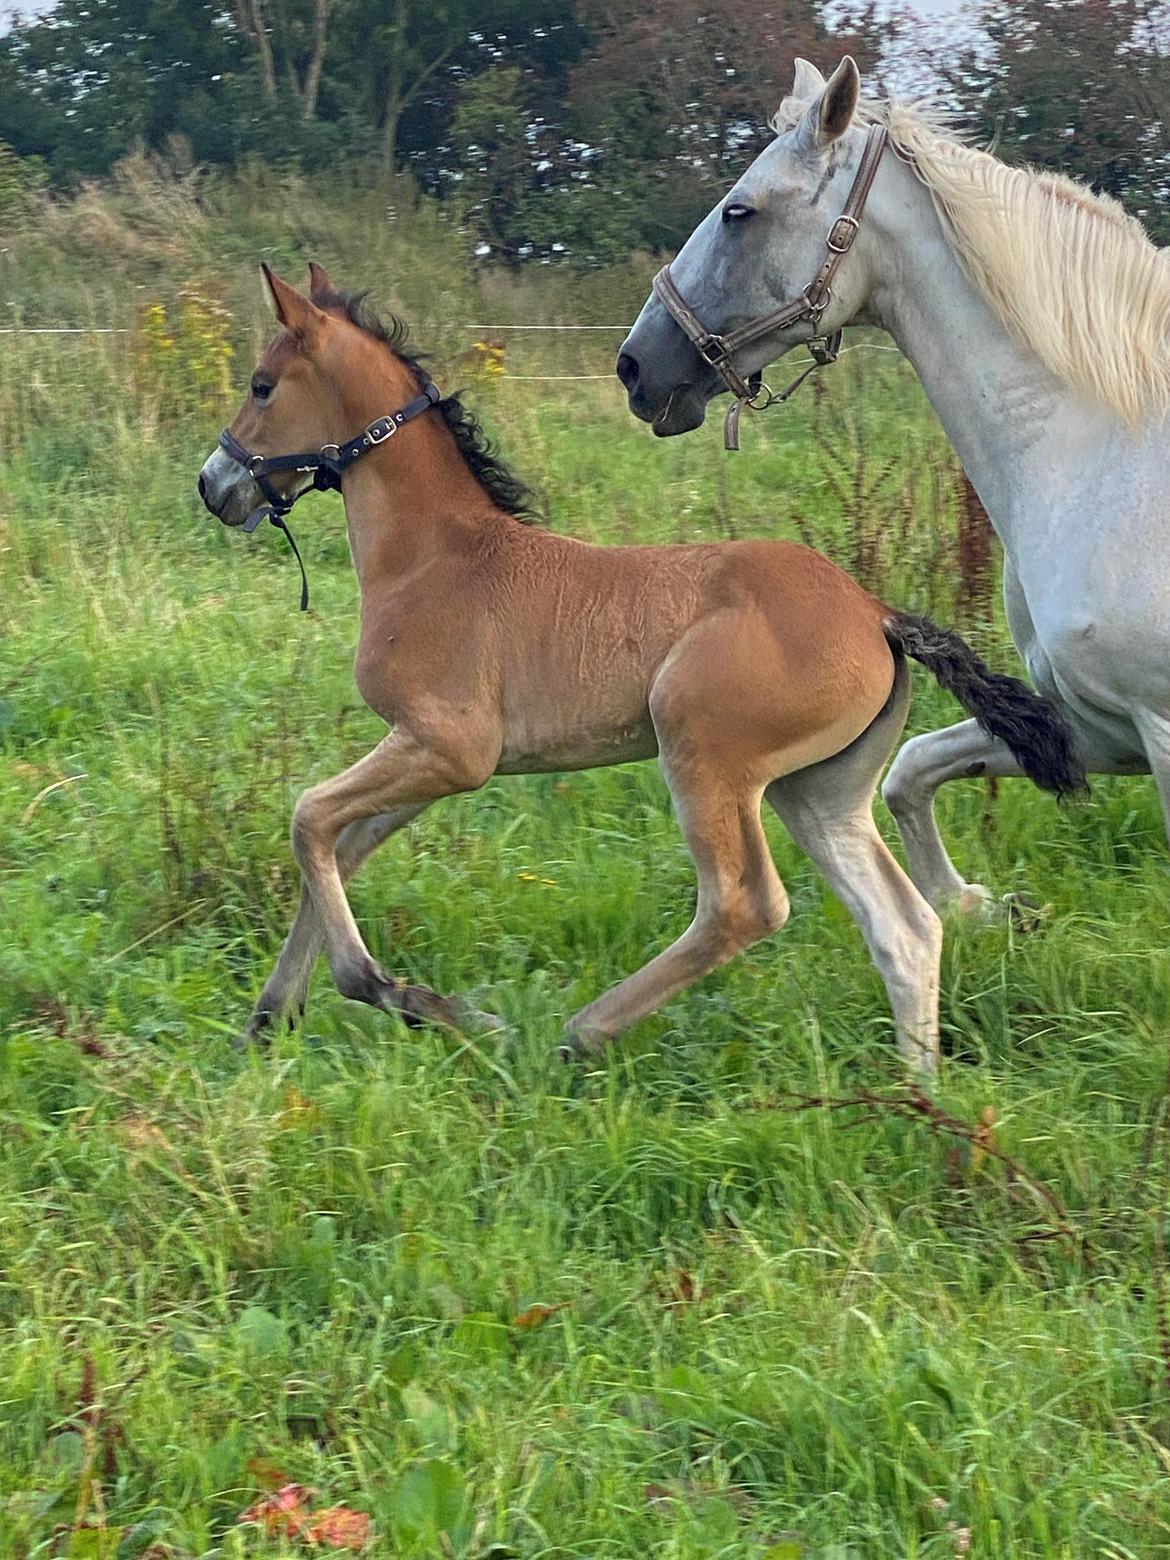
[696,334,732,368]
[807,330,843,367]
[826,215,860,253]
[365,418,396,445]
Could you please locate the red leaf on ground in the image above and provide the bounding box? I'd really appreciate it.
[300,1506,371,1549]
[238,1485,370,1548]
[239,1483,315,1534]
[511,1301,571,1328]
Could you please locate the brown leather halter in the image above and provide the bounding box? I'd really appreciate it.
[651,123,889,449]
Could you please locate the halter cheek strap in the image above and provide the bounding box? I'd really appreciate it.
[215,380,441,610]
[652,124,889,449]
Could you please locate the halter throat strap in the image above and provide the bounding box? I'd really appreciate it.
[651,124,889,449]
[215,379,442,610]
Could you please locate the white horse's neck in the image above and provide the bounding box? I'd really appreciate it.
[860,155,1125,555]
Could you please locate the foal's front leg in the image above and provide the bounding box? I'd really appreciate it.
[287,724,496,1028]
[245,805,426,1041]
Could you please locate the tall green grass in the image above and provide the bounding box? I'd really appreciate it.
[3,164,1170,1558]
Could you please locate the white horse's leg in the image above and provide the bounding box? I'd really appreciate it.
[768,667,942,1071]
[881,720,1025,913]
[1132,710,1170,843]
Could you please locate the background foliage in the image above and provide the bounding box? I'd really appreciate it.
[0,0,1167,262]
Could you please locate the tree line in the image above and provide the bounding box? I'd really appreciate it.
[0,0,1167,262]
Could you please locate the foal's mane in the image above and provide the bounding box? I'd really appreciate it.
[318,286,540,521]
[773,93,1170,425]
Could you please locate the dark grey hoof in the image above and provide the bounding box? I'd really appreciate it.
[1002,891,1048,933]
[559,1025,608,1062]
[236,1010,273,1050]
[377,979,492,1033]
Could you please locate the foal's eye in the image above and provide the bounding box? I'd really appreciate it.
[722,202,756,224]
[251,379,273,401]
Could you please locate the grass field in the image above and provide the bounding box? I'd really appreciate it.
[4,166,1170,1558]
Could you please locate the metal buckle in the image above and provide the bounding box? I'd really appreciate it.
[696,334,731,368]
[826,215,859,253]
[365,419,396,445]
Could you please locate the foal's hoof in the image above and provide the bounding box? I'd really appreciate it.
[455,1000,508,1038]
[236,1009,275,1050]
[558,1023,609,1062]
[382,981,504,1036]
[386,981,466,1030]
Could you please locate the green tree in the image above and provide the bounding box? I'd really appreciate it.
[567,0,889,248]
[927,0,1170,242]
[0,1,238,174]
[449,66,532,261]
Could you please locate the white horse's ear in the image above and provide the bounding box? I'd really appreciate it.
[791,57,826,101]
[794,56,861,158]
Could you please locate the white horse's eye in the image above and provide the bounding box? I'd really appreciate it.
[722,202,756,223]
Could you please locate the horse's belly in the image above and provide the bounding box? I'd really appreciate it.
[496,714,659,774]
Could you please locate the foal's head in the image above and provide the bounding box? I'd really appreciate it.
[197,262,424,528]
[198,263,535,529]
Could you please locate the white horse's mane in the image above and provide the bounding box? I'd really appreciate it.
[772,93,1170,424]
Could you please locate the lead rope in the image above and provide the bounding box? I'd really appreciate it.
[269,513,310,611]
[723,337,840,450]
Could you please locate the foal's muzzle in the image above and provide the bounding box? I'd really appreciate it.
[197,446,263,527]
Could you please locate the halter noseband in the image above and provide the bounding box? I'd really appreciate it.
[216,379,441,609]
[651,124,889,450]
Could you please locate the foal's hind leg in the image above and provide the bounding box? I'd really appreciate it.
[767,688,942,1071]
[244,804,426,1041]
[564,761,789,1054]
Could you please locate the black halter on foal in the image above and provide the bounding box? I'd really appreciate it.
[651,123,889,450]
[216,379,441,610]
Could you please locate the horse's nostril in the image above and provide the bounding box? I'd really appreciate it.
[616,352,639,391]
[197,474,208,501]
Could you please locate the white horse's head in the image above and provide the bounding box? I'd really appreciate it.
[618,57,876,436]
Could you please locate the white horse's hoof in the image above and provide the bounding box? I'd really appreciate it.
[954,883,996,918]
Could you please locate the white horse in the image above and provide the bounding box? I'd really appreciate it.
[618,56,1170,915]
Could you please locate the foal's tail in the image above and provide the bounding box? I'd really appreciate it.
[882,611,1087,799]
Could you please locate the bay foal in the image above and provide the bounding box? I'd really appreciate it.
[198,266,1081,1071]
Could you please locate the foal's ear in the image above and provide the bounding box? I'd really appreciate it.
[307,260,336,302]
[794,56,860,158]
[260,262,327,347]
